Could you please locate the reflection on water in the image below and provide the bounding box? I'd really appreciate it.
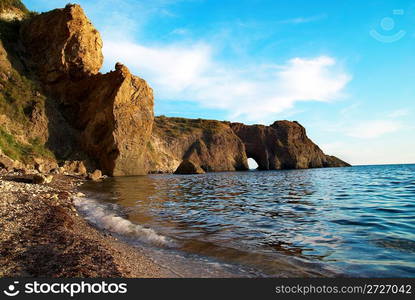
[80,164,415,277]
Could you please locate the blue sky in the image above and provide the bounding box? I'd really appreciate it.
[24,0,415,165]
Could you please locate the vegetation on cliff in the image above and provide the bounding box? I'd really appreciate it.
[155,116,224,139]
[0,49,45,125]
[0,6,53,164]
[0,0,28,14]
[0,127,54,162]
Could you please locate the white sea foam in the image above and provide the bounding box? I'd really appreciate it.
[73,197,174,247]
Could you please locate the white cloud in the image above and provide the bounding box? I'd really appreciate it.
[103,39,350,122]
[388,108,410,118]
[104,41,212,93]
[346,120,401,139]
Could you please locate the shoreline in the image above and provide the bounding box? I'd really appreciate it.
[0,173,177,278]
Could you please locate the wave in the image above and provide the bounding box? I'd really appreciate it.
[73,196,175,247]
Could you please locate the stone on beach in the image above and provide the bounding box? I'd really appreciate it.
[32,174,54,184]
[88,169,102,181]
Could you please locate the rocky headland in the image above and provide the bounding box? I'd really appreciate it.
[146,117,349,174]
[230,121,349,170]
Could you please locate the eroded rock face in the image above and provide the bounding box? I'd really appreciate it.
[21,4,103,82]
[230,121,350,170]
[76,64,154,176]
[145,117,248,173]
[19,5,154,176]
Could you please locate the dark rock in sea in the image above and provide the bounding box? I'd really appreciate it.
[174,160,205,174]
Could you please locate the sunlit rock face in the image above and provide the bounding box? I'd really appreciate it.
[20,4,154,175]
[21,4,104,82]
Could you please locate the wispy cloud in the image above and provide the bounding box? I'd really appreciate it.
[278,14,327,24]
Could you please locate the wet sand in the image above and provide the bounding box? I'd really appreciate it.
[0,174,177,278]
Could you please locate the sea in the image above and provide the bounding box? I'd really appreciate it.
[74,164,415,277]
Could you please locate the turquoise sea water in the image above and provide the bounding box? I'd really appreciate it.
[78,164,415,277]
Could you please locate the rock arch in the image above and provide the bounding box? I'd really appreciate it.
[230,121,350,170]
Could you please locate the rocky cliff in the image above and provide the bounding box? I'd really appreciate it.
[0,1,349,177]
[1,2,153,176]
[20,4,154,176]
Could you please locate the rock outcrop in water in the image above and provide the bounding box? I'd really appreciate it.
[174,159,206,174]
[0,1,349,176]
[230,121,350,170]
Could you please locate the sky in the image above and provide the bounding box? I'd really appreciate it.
[24,0,415,165]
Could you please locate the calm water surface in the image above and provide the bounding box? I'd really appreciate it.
[78,164,415,277]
